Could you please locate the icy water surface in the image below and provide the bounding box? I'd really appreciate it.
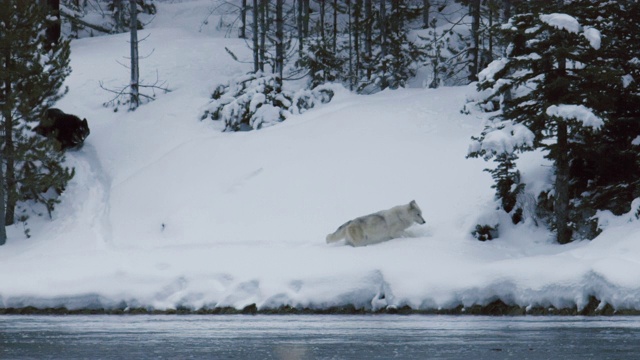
[1,315,639,359]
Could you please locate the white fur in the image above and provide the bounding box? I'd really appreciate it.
[326,200,426,247]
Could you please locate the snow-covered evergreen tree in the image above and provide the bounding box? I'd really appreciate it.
[357,1,422,93]
[201,73,334,132]
[0,1,74,243]
[297,35,345,88]
[562,0,640,237]
[469,2,617,243]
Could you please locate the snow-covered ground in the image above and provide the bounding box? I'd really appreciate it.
[1,0,639,312]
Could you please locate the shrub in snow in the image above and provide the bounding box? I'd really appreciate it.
[290,86,335,115]
[472,224,499,241]
[468,119,532,228]
[201,72,334,131]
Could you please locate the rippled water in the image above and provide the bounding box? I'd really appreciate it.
[2,315,640,359]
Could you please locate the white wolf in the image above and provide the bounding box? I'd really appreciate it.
[326,200,426,247]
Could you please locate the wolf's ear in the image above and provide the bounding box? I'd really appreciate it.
[410,200,417,208]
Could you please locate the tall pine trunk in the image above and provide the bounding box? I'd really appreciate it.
[380,0,386,58]
[347,0,353,90]
[501,0,512,104]
[554,48,571,244]
[319,0,325,42]
[240,0,247,38]
[129,0,139,110]
[468,0,480,82]
[501,0,511,23]
[3,112,15,226]
[0,154,5,244]
[302,0,309,38]
[297,0,303,52]
[275,0,284,83]
[41,0,61,47]
[422,0,430,28]
[353,0,361,82]
[364,0,372,78]
[114,0,126,32]
[2,52,15,226]
[259,0,267,72]
[555,119,571,244]
[252,0,259,72]
[333,0,338,53]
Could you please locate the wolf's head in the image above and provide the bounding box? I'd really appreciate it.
[408,200,426,225]
[71,119,91,145]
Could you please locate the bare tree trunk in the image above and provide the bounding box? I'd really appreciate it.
[380,0,386,58]
[364,0,372,78]
[354,0,361,82]
[488,3,493,58]
[129,0,139,110]
[0,53,5,239]
[0,56,6,239]
[302,0,309,37]
[275,0,284,83]
[468,0,480,82]
[240,0,247,38]
[297,0,303,52]
[252,0,259,72]
[333,0,338,53]
[364,0,372,54]
[319,0,325,42]
[347,0,353,90]
[259,0,267,72]
[422,0,430,28]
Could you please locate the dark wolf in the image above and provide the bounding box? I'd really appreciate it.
[34,108,90,150]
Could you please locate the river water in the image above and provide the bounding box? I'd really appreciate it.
[1,315,639,359]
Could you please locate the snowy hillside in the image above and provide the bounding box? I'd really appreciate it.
[1,0,640,313]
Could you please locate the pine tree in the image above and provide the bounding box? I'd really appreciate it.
[470,2,614,243]
[297,35,345,88]
[357,0,422,93]
[0,0,74,244]
[109,0,156,33]
[563,0,640,237]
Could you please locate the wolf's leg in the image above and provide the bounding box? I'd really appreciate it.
[346,224,365,247]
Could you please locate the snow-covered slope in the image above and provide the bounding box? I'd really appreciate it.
[1,0,639,312]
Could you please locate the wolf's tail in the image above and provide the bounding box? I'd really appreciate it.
[326,221,350,243]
